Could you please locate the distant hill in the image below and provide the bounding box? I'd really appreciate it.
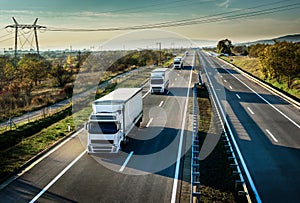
[236,34,300,46]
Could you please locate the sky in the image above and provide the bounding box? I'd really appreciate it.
[0,0,300,50]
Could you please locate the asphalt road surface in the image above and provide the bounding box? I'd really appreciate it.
[0,53,196,203]
[198,50,300,203]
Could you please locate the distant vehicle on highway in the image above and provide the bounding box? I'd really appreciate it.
[150,68,170,94]
[86,88,143,153]
[173,57,183,69]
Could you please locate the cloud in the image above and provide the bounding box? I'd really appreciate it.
[217,0,230,8]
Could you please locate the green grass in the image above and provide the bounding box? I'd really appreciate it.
[220,56,300,99]
[0,68,150,183]
[196,85,243,203]
[116,66,156,88]
[0,115,75,181]
[0,105,72,151]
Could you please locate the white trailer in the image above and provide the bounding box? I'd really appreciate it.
[86,88,143,153]
[173,57,183,69]
[150,68,170,94]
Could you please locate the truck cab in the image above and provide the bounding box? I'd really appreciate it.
[150,68,170,94]
[86,88,143,153]
[173,57,183,69]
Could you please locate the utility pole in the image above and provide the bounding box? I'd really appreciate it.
[5,17,46,67]
[157,42,161,65]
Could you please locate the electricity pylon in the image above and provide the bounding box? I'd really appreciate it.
[5,17,46,66]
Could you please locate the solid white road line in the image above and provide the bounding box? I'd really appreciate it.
[171,53,194,203]
[119,151,134,172]
[266,129,279,143]
[236,94,241,99]
[199,51,262,203]
[216,60,300,129]
[0,128,84,191]
[159,101,164,107]
[146,118,153,128]
[247,107,255,115]
[29,150,86,203]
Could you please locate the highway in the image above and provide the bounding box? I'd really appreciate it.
[0,54,196,202]
[198,50,300,203]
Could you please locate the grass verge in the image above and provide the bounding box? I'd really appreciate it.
[197,84,243,203]
[220,56,300,100]
[0,83,117,183]
[0,66,152,183]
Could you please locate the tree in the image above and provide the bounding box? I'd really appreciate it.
[50,63,74,88]
[217,39,233,55]
[248,44,268,58]
[232,45,248,55]
[17,54,49,86]
[258,42,300,87]
[0,56,12,89]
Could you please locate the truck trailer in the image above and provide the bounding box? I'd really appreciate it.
[150,68,170,94]
[86,88,143,153]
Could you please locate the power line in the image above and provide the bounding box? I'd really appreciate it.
[46,1,300,32]
[98,0,198,14]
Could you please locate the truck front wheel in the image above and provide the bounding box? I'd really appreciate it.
[120,140,126,151]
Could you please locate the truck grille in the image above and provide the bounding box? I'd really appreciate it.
[91,140,114,144]
[152,87,162,92]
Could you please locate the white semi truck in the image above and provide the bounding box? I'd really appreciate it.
[86,88,143,153]
[150,68,170,94]
[173,57,183,69]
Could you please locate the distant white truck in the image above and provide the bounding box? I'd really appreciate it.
[86,88,143,153]
[150,68,170,94]
[173,57,183,69]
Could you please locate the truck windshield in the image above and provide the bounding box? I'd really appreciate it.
[151,78,163,84]
[89,122,118,134]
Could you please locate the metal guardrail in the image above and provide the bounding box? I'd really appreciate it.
[190,83,200,203]
[198,52,256,202]
[203,73,252,201]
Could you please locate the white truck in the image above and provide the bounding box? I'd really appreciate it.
[150,68,170,94]
[86,88,143,153]
[173,57,183,69]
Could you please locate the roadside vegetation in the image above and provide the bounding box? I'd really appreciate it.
[215,40,300,100]
[0,48,176,183]
[0,49,174,122]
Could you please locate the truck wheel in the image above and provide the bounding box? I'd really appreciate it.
[135,117,142,127]
[120,140,126,151]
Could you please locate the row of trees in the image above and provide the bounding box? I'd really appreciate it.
[258,42,300,88]
[0,53,83,119]
[0,49,172,120]
[217,39,300,89]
